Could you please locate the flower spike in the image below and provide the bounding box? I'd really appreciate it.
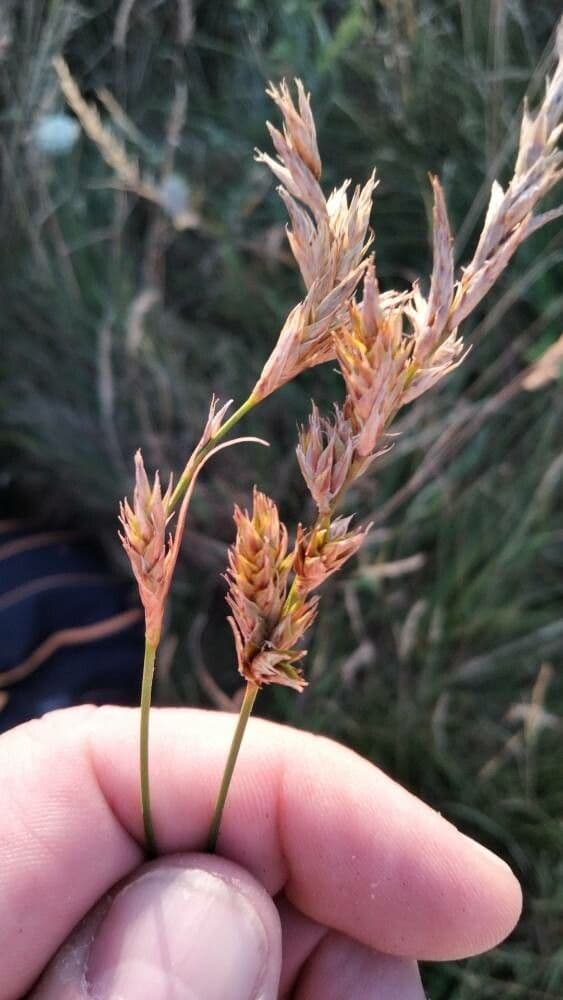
[119,450,174,646]
[225,489,317,691]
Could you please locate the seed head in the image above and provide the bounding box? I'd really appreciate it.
[401,327,467,405]
[119,450,174,645]
[448,29,563,330]
[253,80,375,400]
[226,488,290,626]
[225,489,317,691]
[411,177,454,363]
[294,516,369,594]
[231,593,318,692]
[265,78,322,182]
[296,404,354,515]
[336,263,409,458]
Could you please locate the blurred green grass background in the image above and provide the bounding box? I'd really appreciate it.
[1,1,562,995]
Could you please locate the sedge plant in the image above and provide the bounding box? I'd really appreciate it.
[113,24,563,854]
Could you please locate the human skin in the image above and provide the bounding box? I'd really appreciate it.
[0,705,522,998]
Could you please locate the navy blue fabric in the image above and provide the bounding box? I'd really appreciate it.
[0,526,144,732]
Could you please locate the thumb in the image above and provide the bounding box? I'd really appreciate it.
[32,854,282,1000]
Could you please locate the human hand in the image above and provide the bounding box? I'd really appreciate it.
[1,706,521,999]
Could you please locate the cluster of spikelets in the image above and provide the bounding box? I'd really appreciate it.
[225,489,369,690]
[119,396,238,646]
[120,22,563,693]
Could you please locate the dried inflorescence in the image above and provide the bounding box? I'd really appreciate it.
[54,58,198,230]
[121,403,259,645]
[288,28,562,630]
[448,27,563,329]
[121,26,563,700]
[296,403,355,515]
[119,450,174,646]
[405,31,563,372]
[293,517,369,595]
[225,488,317,691]
[253,79,375,400]
[328,24,563,458]
[285,30,563,487]
[336,264,411,459]
[113,31,562,854]
[278,29,562,692]
[225,488,369,690]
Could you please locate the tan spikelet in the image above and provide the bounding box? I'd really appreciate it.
[332,25,563,463]
[336,263,409,458]
[119,450,174,645]
[225,489,317,691]
[294,517,370,595]
[252,80,375,399]
[265,78,322,182]
[296,404,354,515]
[412,177,454,363]
[448,25,563,330]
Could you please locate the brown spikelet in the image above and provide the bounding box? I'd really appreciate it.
[122,426,266,644]
[265,79,322,182]
[225,489,316,691]
[335,263,409,458]
[411,177,454,363]
[296,404,354,515]
[252,80,376,399]
[294,517,370,595]
[330,255,467,476]
[385,30,563,398]
[119,450,174,645]
[239,595,318,692]
[448,26,563,330]
[227,488,290,624]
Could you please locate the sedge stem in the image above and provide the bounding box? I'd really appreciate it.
[168,394,258,513]
[140,640,158,857]
[207,681,259,853]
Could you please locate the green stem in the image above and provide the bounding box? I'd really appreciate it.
[168,394,258,513]
[140,640,157,857]
[207,681,259,853]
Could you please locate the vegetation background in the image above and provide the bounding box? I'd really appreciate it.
[1,1,562,995]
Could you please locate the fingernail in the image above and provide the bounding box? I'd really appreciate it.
[86,866,270,1000]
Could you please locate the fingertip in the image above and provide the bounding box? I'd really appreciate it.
[441,833,523,958]
[280,734,523,960]
[396,821,523,959]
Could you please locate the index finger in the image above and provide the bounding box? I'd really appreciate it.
[0,705,521,999]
